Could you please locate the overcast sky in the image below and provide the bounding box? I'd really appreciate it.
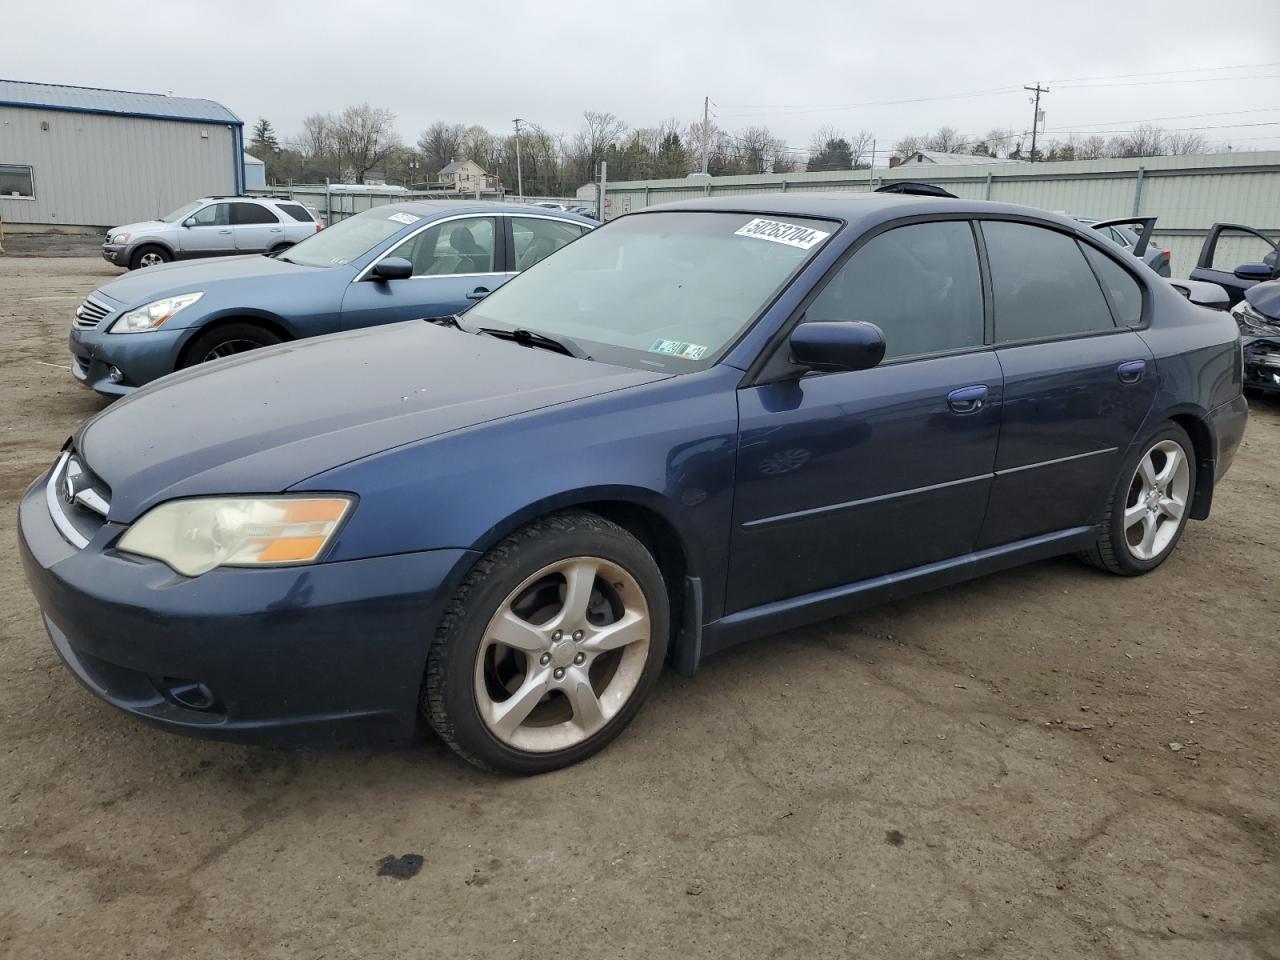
[7,0,1280,157]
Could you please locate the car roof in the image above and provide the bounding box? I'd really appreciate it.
[368,200,596,224]
[641,191,1085,234]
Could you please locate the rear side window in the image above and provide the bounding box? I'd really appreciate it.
[512,217,587,271]
[806,220,984,361]
[1082,244,1144,327]
[982,221,1116,343]
[232,202,279,225]
[278,203,314,223]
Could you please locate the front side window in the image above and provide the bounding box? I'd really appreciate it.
[982,221,1117,343]
[232,202,280,225]
[0,163,35,198]
[465,211,835,372]
[805,220,984,361]
[385,217,497,276]
[280,209,410,267]
[1208,227,1278,273]
[189,203,231,227]
[512,217,587,270]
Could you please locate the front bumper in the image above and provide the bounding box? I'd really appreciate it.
[69,322,189,397]
[1243,337,1280,393]
[18,468,476,745]
[102,243,126,266]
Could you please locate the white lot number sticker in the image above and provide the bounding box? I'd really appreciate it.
[734,217,830,250]
[650,338,709,360]
[387,212,421,225]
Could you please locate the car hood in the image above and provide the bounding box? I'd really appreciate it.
[114,219,168,237]
[1245,280,1280,321]
[75,321,666,521]
[94,253,327,307]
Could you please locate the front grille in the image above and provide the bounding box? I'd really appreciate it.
[73,296,112,330]
[1246,340,1280,370]
[46,451,111,548]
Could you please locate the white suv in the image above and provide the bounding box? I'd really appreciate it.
[103,197,322,270]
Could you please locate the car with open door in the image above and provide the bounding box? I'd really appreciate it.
[21,194,1247,774]
[1227,278,1280,393]
[1189,223,1280,305]
[1075,216,1171,277]
[68,201,594,397]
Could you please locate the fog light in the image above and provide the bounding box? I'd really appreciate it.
[108,365,124,383]
[162,678,219,711]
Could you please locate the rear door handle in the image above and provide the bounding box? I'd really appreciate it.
[1117,359,1147,384]
[465,287,491,300]
[946,384,989,414]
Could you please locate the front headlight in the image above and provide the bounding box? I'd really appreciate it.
[112,233,131,244]
[117,495,354,577]
[1232,299,1280,336]
[110,292,204,333]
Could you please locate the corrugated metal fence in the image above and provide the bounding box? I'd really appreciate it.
[603,152,1280,278]
[246,187,585,225]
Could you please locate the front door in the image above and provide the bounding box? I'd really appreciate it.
[975,220,1157,548]
[177,201,236,256]
[340,215,505,328]
[1189,224,1280,306]
[727,219,1000,612]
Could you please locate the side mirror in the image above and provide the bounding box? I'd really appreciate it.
[789,321,886,373]
[1234,262,1275,282]
[372,257,413,281]
[182,218,196,228]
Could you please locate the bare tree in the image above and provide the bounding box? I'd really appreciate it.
[926,126,968,153]
[1166,129,1208,155]
[417,122,466,178]
[1108,123,1166,158]
[331,104,401,183]
[571,111,627,181]
[848,129,874,168]
[1073,134,1108,160]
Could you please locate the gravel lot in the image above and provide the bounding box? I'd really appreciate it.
[1,254,1278,960]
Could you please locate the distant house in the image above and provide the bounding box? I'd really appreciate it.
[891,150,1025,167]
[438,159,499,192]
[243,152,266,189]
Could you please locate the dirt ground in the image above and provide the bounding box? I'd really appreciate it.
[1,254,1277,960]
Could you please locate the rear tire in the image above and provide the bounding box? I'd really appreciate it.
[180,322,284,368]
[424,511,669,775]
[1078,422,1196,576]
[129,245,171,270]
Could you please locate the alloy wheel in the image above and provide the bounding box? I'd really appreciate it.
[1123,439,1190,561]
[138,251,165,268]
[474,556,650,753]
[202,339,262,362]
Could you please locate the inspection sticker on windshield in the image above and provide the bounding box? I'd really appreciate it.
[650,338,709,361]
[734,218,829,250]
[387,212,421,225]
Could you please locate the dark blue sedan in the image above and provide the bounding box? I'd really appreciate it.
[20,194,1248,774]
[67,201,594,396]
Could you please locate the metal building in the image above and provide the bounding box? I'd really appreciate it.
[0,79,244,230]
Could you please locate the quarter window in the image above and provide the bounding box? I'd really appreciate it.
[0,163,35,198]
[385,217,497,276]
[1082,244,1144,327]
[277,203,314,223]
[982,221,1116,342]
[512,217,587,271]
[806,220,984,361]
[232,202,280,225]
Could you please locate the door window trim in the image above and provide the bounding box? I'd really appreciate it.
[354,213,505,281]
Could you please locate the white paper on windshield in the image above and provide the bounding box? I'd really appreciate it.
[734,218,830,250]
[387,212,421,225]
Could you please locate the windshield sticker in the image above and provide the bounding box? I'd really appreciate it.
[387,212,421,225]
[734,218,830,250]
[650,338,709,361]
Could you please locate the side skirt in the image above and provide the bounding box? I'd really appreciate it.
[697,526,1096,664]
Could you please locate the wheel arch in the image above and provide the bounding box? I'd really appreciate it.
[1160,405,1216,521]
[128,239,176,260]
[175,313,296,367]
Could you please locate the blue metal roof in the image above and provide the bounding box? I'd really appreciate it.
[0,79,241,125]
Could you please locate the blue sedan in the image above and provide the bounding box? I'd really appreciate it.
[67,201,594,396]
[21,194,1247,774]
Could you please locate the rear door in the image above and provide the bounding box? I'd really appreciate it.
[727,219,1002,611]
[975,220,1156,548]
[1190,224,1280,305]
[340,215,504,329]
[231,202,284,252]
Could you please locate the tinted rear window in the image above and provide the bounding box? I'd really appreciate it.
[278,203,314,223]
[982,221,1117,343]
[232,202,279,225]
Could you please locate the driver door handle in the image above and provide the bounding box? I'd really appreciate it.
[946,384,989,414]
[1117,359,1147,384]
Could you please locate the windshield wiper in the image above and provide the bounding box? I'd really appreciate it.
[475,326,591,360]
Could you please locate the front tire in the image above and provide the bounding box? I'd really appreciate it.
[180,322,284,368]
[1079,422,1196,576]
[424,511,669,775]
[129,244,171,270]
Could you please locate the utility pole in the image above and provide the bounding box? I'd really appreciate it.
[701,96,710,176]
[1024,83,1048,161]
[512,118,525,199]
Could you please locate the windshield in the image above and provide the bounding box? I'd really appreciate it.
[464,211,835,372]
[281,209,415,268]
[159,201,202,223]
